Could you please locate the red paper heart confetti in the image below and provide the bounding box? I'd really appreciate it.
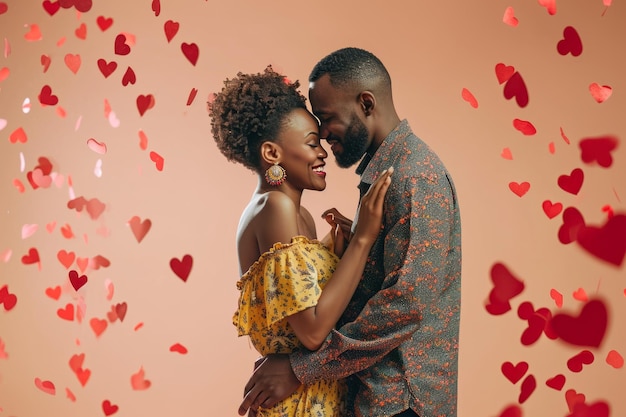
[512,119,536,136]
[579,135,618,168]
[0,337,7,358]
[520,312,547,346]
[542,200,563,219]
[149,151,164,171]
[538,0,556,15]
[485,262,525,315]
[545,374,566,390]
[129,216,151,243]
[565,389,586,413]
[130,367,151,390]
[503,71,529,108]
[75,23,87,40]
[550,288,564,308]
[501,361,528,384]
[60,223,75,239]
[518,374,536,404]
[170,254,193,282]
[136,94,155,116]
[24,24,42,41]
[509,181,530,197]
[34,378,56,395]
[42,0,60,15]
[495,63,515,84]
[187,88,198,106]
[57,303,75,321]
[39,85,59,106]
[589,83,612,103]
[0,66,9,83]
[122,66,136,86]
[572,287,588,302]
[138,130,149,150]
[40,54,52,73]
[576,213,626,266]
[90,317,108,337]
[91,255,111,270]
[502,6,518,27]
[9,126,27,143]
[606,350,624,368]
[558,207,585,244]
[21,247,40,266]
[102,400,119,416]
[57,249,76,269]
[85,198,106,220]
[64,53,81,74]
[552,299,607,347]
[114,34,131,55]
[97,16,113,31]
[501,148,513,160]
[567,350,595,372]
[87,138,107,154]
[69,270,88,291]
[0,285,18,311]
[557,26,583,57]
[152,0,161,16]
[557,168,584,195]
[181,42,199,65]
[461,88,478,108]
[169,343,188,354]
[97,59,118,78]
[45,286,61,300]
[164,20,179,42]
[115,302,127,322]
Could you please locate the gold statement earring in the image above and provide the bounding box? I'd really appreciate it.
[265,163,287,186]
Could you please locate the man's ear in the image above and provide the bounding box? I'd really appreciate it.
[359,91,376,116]
[260,141,282,165]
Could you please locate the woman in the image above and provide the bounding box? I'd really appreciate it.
[208,66,392,416]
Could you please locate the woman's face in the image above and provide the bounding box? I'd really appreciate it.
[277,108,329,192]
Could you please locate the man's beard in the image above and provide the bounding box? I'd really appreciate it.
[335,113,369,168]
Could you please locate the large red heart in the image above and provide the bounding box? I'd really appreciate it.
[576,213,626,266]
[557,26,583,57]
[551,299,607,348]
[503,71,529,108]
[579,135,618,168]
[557,168,584,195]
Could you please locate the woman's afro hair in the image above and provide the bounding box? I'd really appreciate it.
[208,66,307,171]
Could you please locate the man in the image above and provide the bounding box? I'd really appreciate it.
[239,47,462,417]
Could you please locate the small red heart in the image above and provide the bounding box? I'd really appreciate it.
[558,207,585,244]
[64,53,81,74]
[122,66,136,86]
[518,374,536,404]
[565,389,586,413]
[485,263,525,315]
[164,20,179,42]
[57,303,75,321]
[97,16,113,31]
[115,302,127,322]
[68,353,85,373]
[521,313,547,346]
[557,168,584,195]
[187,88,198,106]
[102,400,119,416]
[75,367,91,387]
[542,200,563,219]
[67,196,88,212]
[588,83,612,103]
[538,0,556,15]
[74,23,87,40]
[579,135,618,168]
[114,34,131,55]
[512,119,536,136]
[503,71,529,108]
[576,213,626,266]
[170,254,193,282]
[508,181,530,197]
[97,59,118,78]
[0,285,18,311]
[42,0,60,16]
[136,94,155,116]
[39,85,59,106]
[69,270,88,291]
[91,255,111,270]
[495,63,515,84]
[169,343,188,354]
[130,367,151,390]
[9,126,27,143]
[461,87,478,108]
[85,198,106,220]
[501,361,528,384]
[552,299,607,348]
[129,216,151,243]
[567,349,595,372]
[181,42,199,66]
[557,26,583,57]
[45,286,62,300]
[149,151,164,171]
[57,249,76,269]
[152,0,161,16]
[545,374,566,390]
[90,317,107,337]
[34,377,56,395]
[21,247,40,265]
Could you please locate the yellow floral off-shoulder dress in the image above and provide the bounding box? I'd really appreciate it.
[233,236,346,417]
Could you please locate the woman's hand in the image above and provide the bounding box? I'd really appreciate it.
[322,208,353,257]
[352,167,393,244]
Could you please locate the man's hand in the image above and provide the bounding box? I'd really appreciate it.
[322,208,353,257]
[238,354,301,416]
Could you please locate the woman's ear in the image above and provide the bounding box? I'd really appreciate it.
[259,141,282,166]
[359,91,376,116]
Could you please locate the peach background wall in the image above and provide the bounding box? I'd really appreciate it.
[0,1,624,416]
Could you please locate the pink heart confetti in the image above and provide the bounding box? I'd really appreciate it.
[24,24,43,41]
[74,23,87,40]
[502,6,519,27]
[149,151,164,171]
[57,303,75,321]
[588,83,612,103]
[550,288,563,308]
[90,317,108,337]
[21,223,38,239]
[538,0,556,15]
[130,367,151,390]
[501,148,513,160]
[129,216,151,243]
[87,138,107,154]
[495,63,515,84]
[572,288,588,302]
[461,88,478,108]
[606,350,624,369]
[34,378,56,395]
